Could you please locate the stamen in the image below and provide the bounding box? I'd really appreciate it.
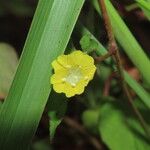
[65,66,83,87]
[71,83,76,87]
[62,78,66,82]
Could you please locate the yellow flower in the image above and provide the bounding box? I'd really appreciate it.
[50,50,96,97]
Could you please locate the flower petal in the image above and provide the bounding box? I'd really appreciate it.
[57,55,74,68]
[75,80,86,94]
[52,59,66,72]
[53,83,66,93]
[69,50,95,68]
[65,81,86,97]
[50,71,67,84]
[81,65,96,80]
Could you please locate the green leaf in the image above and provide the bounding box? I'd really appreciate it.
[99,102,150,150]
[82,109,99,133]
[78,25,150,108]
[135,0,150,20]
[32,139,52,150]
[0,0,85,149]
[80,34,99,53]
[79,32,111,64]
[0,43,18,99]
[91,0,150,85]
[48,91,67,140]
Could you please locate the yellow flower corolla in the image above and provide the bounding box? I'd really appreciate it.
[50,50,96,97]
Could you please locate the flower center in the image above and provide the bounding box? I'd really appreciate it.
[65,66,83,87]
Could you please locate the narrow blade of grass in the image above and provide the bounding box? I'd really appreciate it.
[135,0,150,11]
[77,24,150,108]
[124,71,150,108]
[92,0,150,85]
[0,0,85,149]
[135,0,150,20]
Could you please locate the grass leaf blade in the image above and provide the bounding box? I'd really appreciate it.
[0,0,85,149]
[92,0,150,85]
[78,25,150,108]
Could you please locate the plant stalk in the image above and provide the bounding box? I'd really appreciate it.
[98,0,150,138]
